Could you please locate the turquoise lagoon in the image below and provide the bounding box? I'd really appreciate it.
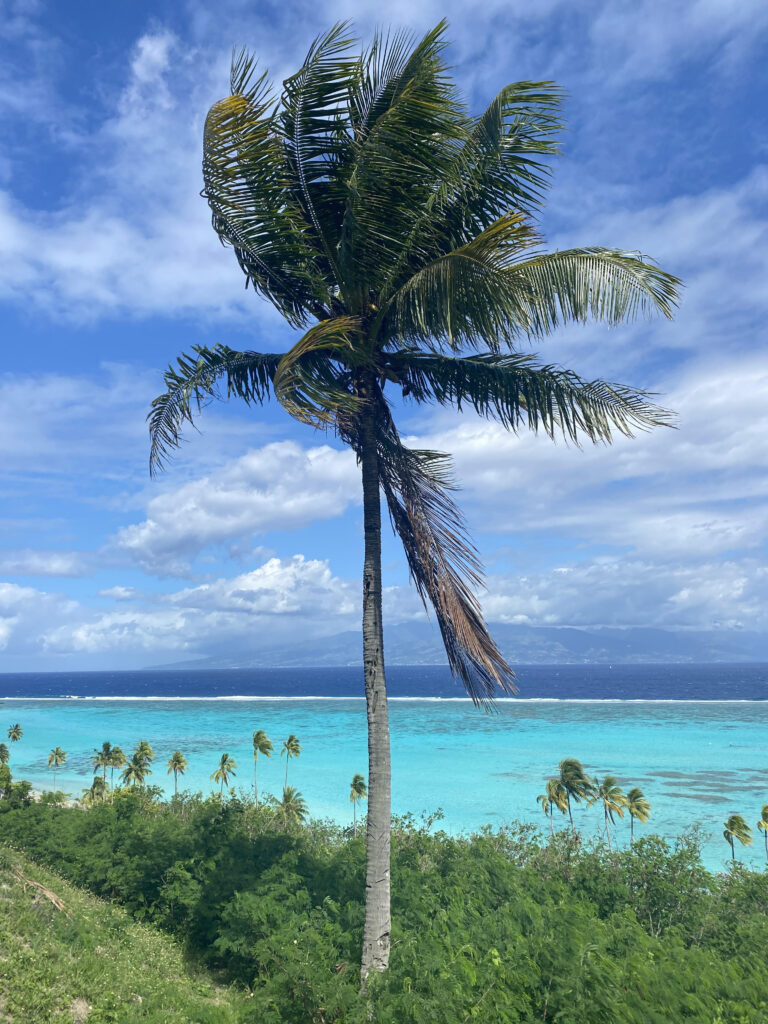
[3,695,767,872]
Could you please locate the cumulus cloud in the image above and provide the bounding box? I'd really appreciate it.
[114,441,358,574]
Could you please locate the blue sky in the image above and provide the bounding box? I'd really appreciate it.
[1,0,767,671]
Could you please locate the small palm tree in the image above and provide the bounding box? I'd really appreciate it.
[537,777,567,836]
[136,740,154,764]
[756,805,768,862]
[109,746,126,789]
[281,735,301,788]
[590,776,626,850]
[350,773,368,837]
[626,787,651,844]
[92,742,114,797]
[723,814,753,862]
[7,724,22,748]
[121,753,148,787]
[280,786,308,827]
[48,747,66,790]
[167,751,188,797]
[252,729,273,805]
[211,753,238,795]
[81,776,106,807]
[0,743,9,765]
[558,759,595,835]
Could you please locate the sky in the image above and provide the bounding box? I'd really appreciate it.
[1,0,767,672]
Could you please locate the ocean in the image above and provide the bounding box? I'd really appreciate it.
[1,664,767,872]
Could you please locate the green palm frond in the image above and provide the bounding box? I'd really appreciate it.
[386,349,675,441]
[252,730,273,758]
[338,22,464,292]
[373,414,515,705]
[626,787,651,823]
[558,759,594,802]
[382,222,681,349]
[148,346,282,475]
[724,814,753,847]
[545,777,568,813]
[272,315,364,413]
[203,59,328,325]
[279,23,358,284]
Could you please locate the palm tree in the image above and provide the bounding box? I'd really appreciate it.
[723,814,753,862]
[147,26,679,977]
[121,753,149,788]
[350,773,368,837]
[626,787,651,844]
[136,740,154,764]
[211,753,238,795]
[0,743,9,765]
[92,742,114,796]
[81,776,106,806]
[537,777,567,836]
[590,776,626,851]
[48,747,66,790]
[109,746,126,789]
[558,759,595,834]
[7,724,22,750]
[757,805,768,861]
[252,729,273,805]
[280,786,308,827]
[281,735,302,789]
[167,751,188,797]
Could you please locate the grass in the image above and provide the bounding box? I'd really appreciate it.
[0,847,248,1023]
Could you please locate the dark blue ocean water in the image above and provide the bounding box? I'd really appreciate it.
[1,663,767,699]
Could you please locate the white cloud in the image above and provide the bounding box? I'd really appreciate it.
[0,550,90,576]
[114,441,358,574]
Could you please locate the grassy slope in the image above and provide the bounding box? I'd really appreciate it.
[0,847,248,1024]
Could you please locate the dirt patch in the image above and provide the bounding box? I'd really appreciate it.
[68,998,90,1023]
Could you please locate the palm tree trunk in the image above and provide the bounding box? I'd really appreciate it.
[174,770,178,798]
[729,836,735,861]
[567,795,574,835]
[549,808,554,837]
[605,807,612,851]
[353,799,357,838]
[254,758,258,806]
[284,759,289,789]
[764,831,767,861]
[53,767,57,790]
[359,417,391,983]
[630,815,634,844]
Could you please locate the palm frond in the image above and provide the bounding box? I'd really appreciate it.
[372,412,515,705]
[279,23,358,283]
[381,219,682,349]
[203,58,328,325]
[148,346,282,475]
[337,22,467,293]
[273,315,362,400]
[386,349,675,442]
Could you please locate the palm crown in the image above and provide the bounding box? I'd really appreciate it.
[149,21,679,706]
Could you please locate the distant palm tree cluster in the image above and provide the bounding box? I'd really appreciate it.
[8,723,367,833]
[537,757,766,862]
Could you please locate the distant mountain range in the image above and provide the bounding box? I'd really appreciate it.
[159,621,768,670]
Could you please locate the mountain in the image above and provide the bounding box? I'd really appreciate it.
[157,621,768,670]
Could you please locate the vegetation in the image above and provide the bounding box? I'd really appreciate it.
[167,750,189,797]
[1,788,767,1022]
[759,804,768,861]
[724,813,753,861]
[211,753,238,794]
[0,846,247,1023]
[47,747,67,791]
[626,786,651,843]
[349,773,368,837]
[280,734,301,788]
[147,22,680,979]
[252,729,273,806]
[7,723,22,749]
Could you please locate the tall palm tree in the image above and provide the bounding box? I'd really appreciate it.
[537,777,567,836]
[590,776,626,851]
[147,25,679,977]
[350,773,368,837]
[252,729,273,805]
[626,787,651,844]
[723,814,753,862]
[281,735,302,788]
[0,743,9,765]
[280,785,308,827]
[211,753,238,795]
[167,751,188,797]
[121,753,149,788]
[757,805,768,861]
[7,724,22,750]
[558,759,595,835]
[48,747,66,790]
